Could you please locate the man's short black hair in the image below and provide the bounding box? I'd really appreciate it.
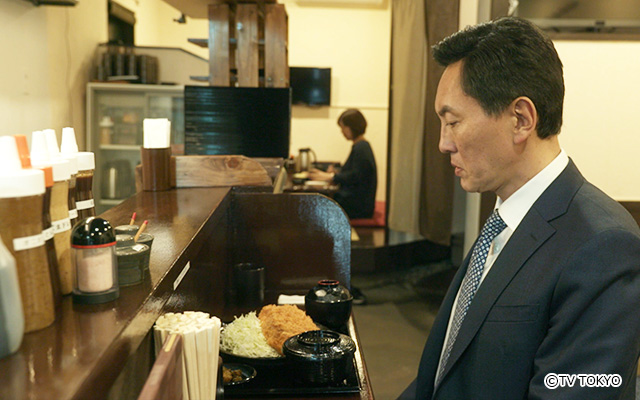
[432,17,564,139]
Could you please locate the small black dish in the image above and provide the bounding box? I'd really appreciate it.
[305,280,353,330]
[223,363,257,386]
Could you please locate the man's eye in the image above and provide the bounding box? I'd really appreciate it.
[446,121,458,127]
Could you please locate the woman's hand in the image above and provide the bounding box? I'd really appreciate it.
[307,168,334,182]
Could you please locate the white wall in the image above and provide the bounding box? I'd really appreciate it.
[0,1,51,138]
[282,0,391,201]
[555,40,640,201]
[117,0,209,59]
[0,0,106,149]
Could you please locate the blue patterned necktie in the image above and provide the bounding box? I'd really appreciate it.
[436,209,507,387]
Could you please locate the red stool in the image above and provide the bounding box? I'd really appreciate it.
[350,201,386,227]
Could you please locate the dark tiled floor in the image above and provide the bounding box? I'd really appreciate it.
[352,263,640,400]
[351,262,456,399]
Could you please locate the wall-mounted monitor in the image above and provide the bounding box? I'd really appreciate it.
[289,67,331,106]
[184,86,291,158]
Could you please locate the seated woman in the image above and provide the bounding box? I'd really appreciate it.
[309,108,377,219]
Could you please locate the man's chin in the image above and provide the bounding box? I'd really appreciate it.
[459,180,482,194]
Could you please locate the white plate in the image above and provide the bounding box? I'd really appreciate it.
[304,180,328,188]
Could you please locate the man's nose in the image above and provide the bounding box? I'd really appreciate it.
[438,126,455,154]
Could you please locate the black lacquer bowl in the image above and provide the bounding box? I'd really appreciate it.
[283,330,356,386]
[305,280,353,330]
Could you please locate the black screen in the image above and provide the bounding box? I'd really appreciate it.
[289,67,331,106]
[184,86,291,158]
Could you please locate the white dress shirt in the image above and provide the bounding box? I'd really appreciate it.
[434,149,569,384]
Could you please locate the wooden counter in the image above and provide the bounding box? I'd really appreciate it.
[0,187,372,400]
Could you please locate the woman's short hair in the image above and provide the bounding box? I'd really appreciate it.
[338,109,367,137]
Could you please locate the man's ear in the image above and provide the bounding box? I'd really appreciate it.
[511,97,537,144]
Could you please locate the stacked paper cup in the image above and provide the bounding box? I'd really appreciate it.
[154,311,221,400]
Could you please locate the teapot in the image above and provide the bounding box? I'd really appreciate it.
[295,148,317,172]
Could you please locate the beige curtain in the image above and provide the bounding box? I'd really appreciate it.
[388,0,459,246]
[388,0,429,237]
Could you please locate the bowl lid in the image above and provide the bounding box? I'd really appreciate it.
[283,330,356,361]
[306,280,353,303]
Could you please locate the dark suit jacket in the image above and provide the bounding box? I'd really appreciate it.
[399,160,640,400]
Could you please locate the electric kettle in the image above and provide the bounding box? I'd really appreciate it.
[295,148,317,172]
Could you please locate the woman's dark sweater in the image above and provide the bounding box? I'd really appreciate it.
[332,140,377,219]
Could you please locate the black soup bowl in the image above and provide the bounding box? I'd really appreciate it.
[283,330,356,385]
[305,280,353,330]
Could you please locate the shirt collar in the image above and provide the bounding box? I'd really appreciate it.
[496,149,569,231]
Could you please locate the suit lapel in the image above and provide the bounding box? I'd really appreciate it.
[439,209,556,380]
[416,251,471,397]
[436,160,585,386]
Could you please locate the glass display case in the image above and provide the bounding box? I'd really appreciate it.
[86,82,184,214]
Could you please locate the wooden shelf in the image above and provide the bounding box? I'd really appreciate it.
[188,37,266,47]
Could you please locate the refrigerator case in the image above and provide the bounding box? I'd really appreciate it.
[86,82,184,214]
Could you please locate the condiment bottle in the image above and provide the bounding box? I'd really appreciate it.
[0,137,54,332]
[48,159,73,295]
[38,165,63,311]
[99,116,114,145]
[71,217,119,304]
[62,153,78,228]
[76,152,96,219]
[61,127,79,227]
[14,135,62,315]
[32,130,74,295]
[0,233,24,359]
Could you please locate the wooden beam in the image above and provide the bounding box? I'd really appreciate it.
[235,4,259,87]
[208,4,230,86]
[264,4,288,88]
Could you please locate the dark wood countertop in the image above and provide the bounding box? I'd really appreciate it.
[0,187,373,400]
[0,187,231,400]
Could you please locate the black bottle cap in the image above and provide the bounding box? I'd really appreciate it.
[71,217,116,247]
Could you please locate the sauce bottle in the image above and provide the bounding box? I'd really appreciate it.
[0,233,25,359]
[0,137,54,332]
[33,130,74,295]
[76,152,96,219]
[48,159,73,295]
[62,154,78,229]
[61,127,79,227]
[14,135,62,315]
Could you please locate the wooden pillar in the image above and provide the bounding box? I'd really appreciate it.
[209,4,230,86]
[264,4,288,88]
[207,1,288,88]
[235,4,259,87]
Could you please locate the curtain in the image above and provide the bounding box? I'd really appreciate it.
[388,0,459,246]
[388,0,429,237]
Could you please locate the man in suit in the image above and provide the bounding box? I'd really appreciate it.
[399,17,640,399]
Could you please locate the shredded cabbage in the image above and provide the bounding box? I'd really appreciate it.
[220,311,281,358]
